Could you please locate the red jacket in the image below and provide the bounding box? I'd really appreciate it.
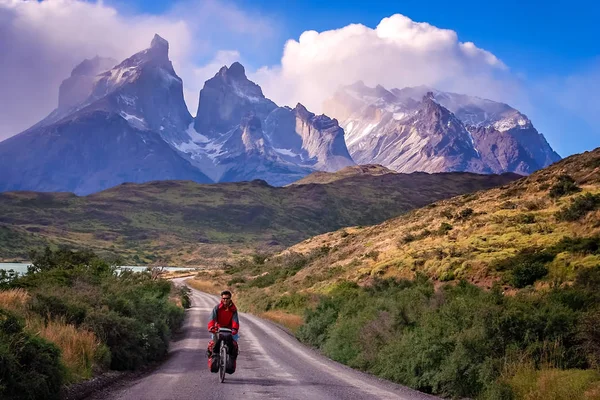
[208,301,239,334]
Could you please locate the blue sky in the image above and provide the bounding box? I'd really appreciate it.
[109,0,599,157]
[123,0,598,73]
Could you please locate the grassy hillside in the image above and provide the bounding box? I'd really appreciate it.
[194,147,600,399]
[272,147,600,292]
[0,172,517,265]
[289,164,397,185]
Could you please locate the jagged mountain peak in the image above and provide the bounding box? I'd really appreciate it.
[150,34,169,50]
[423,91,435,101]
[293,103,340,131]
[194,62,275,137]
[216,61,247,80]
[114,35,172,72]
[204,62,266,104]
[293,102,311,116]
[228,61,247,79]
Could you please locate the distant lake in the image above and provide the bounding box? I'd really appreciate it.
[0,263,196,275]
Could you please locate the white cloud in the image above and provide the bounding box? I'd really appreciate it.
[0,0,271,140]
[250,14,521,113]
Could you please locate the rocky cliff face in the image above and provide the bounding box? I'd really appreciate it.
[263,103,354,172]
[194,62,277,138]
[324,82,561,174]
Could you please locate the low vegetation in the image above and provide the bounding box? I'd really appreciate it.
[295,272,600,398]
[0,247,189,399]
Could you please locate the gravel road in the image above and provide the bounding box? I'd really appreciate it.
[91,283,439,400]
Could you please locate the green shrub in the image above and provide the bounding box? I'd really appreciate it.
[522,199,545,211]
[5,247,186,377]
[456,208,474,220]
[30,292,89,326]
[511,262,548,288]
[555,193,600,221]
[273,292,309,313]
[84,310,146,370]
[437,222,453,235]
[552,236,600,255]
[177,285,192,309]
[401,233,416,244]
[516,213,536,224]
[500,201,517,210]
[492,247,556,272]
[297,298,340,348]
[251,253,269,265]
[549,175,581,198]
[295,269,599,399]
[0,309,64,400]
[440,209,454,219]
[227,276,246,286]
[247,273,277,288]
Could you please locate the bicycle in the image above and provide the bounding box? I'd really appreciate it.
[217,327,232,383]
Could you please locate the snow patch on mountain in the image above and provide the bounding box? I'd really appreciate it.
[120,112,147,129]
[186,122,210,143]
[231,80,262,103]
[346,122,379,146]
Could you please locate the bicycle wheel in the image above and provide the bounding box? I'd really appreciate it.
[219,344,227,383]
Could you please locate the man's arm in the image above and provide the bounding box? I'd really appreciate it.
[207,305,218,331]
[231,309,239,335]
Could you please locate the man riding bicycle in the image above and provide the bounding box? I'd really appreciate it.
[207,290,239,372]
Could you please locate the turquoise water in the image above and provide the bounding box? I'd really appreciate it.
[0,263,31,274]
[0,263,195,275]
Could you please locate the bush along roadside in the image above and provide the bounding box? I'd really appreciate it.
[0,247,189,399]
[296,271,600,399]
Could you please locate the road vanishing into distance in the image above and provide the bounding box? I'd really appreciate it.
[90,280,438,400]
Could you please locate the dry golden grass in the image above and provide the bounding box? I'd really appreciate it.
[585,383,600,400]
[160,270,198,280]
[185,278,221,295]
[507,367,600,400]
[27,316,102,381]
[0,289,106,382]
[0,288,29,313]
[259,310,304,333]
[278,163,600,294]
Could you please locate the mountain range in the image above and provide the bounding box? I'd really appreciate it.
[323,82,561,175]
[0,34,560,194]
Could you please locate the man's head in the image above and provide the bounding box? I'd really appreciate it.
[221,290,232,306]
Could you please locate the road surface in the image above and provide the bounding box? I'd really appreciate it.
[91,282,438,400]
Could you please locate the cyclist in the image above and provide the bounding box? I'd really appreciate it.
[207,290,239,370]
